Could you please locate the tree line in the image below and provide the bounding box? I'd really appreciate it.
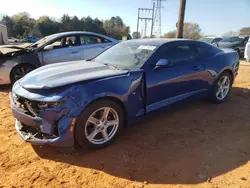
[0,12,130,40]
[1,12,250,40]
[162,22,250,39]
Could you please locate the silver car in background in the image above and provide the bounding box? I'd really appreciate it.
[0,31,118,85]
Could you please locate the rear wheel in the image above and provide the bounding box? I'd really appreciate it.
[211,72,232,103]
[75,99,124,149]
[10,64,35,84]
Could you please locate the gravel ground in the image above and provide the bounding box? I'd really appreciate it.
[0,61,250,188]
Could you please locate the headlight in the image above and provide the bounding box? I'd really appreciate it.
[38,101,63,108]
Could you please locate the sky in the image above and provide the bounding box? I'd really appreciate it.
[0,0,249,36]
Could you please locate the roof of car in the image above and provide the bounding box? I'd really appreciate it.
[46,31,117,41]
[121,38,197,46]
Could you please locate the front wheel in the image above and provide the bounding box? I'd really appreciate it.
[10,64,35,84]
[75,99,124,149]
[211,72,232,103]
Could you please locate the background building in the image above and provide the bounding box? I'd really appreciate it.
[0,24,8,45]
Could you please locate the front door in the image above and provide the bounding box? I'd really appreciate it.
[146,43,208,112]
[41,35,81,65]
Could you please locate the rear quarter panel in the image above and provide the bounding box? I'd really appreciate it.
[204,48,239,85]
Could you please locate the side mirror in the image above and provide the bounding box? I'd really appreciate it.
[154,59,171,70]
[44,45,54,51]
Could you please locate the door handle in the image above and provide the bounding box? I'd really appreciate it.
[72,51,79,54]
[192,65,201,71]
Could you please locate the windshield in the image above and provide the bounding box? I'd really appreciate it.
[220,37,244,43]
[199,37,214,43]
[93,41,157,70]
[30,33,59,48]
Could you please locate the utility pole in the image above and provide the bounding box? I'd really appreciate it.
[136,5,154,38]
[176,0,186,38]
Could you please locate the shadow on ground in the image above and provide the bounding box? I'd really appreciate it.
[23,86,250,184]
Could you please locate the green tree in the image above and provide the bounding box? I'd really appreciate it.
[37,16,60,37]
[0,13,130,39]
[12,12,35,37]
[183,22,201,39]
[0,15,14,37]
[163,30,176,38]
[132,31,141,39]
[104,16,130,39]
[163,22,201,39]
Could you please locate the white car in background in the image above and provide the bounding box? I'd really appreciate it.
[244,37,250,62]
[8,37,19,43]
[0,31,119,85]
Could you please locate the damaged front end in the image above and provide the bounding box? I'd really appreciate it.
[9,86,81,147]
[0,46,38,85]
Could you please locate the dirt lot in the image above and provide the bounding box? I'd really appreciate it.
[1,61,250,188]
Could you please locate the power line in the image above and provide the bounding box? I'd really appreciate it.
[153,0,166,37]
[136,4,155,38]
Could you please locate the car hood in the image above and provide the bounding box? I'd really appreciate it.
[0,46,32,64]
[18,60,129,90]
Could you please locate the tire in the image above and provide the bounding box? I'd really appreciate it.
[211,72,232,103]
[75,99,124,149]
[10,64,35,84]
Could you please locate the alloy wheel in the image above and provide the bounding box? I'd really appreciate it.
[216,75,231,100]
[14,67,33,81]
[85,107,119,145]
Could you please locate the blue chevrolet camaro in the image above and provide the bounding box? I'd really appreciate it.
[10,39,239,148]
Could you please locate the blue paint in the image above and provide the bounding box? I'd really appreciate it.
[10,39,239,147]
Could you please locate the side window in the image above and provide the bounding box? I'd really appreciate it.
[48,36,77,49]
[163,45,196,64]
[65,36,76,47]
[49,38,62,49]
[80,35,111,45]
[194,45,207,57]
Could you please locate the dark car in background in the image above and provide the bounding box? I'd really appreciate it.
[199,37,222,44]
[217,36,249,57]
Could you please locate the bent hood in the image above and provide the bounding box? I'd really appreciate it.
[18,60,128,90]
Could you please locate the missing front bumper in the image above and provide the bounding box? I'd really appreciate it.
[15,120,59,145]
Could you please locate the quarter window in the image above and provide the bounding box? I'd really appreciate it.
[194,45,207,57]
